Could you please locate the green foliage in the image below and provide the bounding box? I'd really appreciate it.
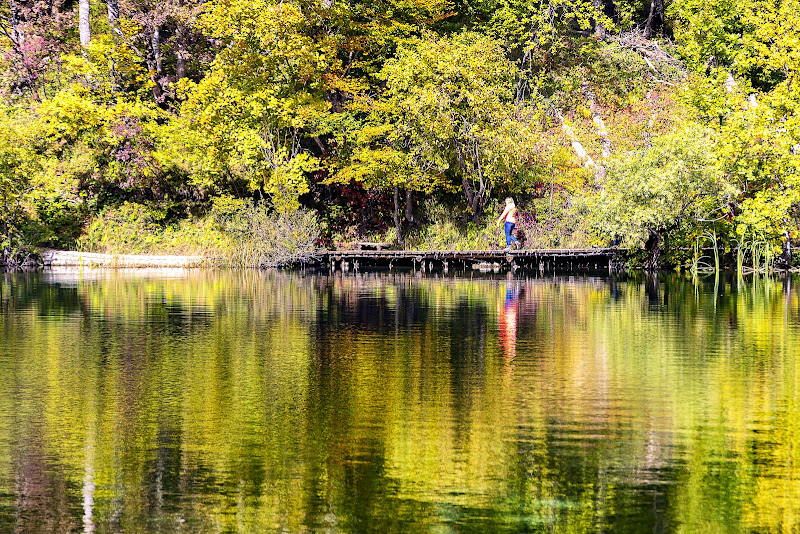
[36,84,198,199]
[182,0,333,211]
[678,71,744,125]
[81,202,166,253]
[25,197,84,249]
[663,0,800,269]
[0,106,42,260]
[62,32,154,101]
[586,124,731,249]
[483,0,610,50]
[669,0,800,88]
[523,194,593,249]
[349,31,534,217]
[735,188,800,267]
[739,0,800,88]
[668,0,750,73]
[80,202,227,255]
[403,199,501,250]
[2,0,800,264]
[405,219,499,251]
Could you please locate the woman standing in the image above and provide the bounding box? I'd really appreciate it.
[496,197,520,250]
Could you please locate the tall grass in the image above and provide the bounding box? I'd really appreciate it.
[80,203,228,257]
[79,199,321,267]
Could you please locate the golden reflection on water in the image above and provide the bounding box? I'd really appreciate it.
[0,270,799,533]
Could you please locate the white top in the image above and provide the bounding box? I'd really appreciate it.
[497,204,517,225]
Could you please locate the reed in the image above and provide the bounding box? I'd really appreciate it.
[688,230,719,277]
[736,231,777,276]
[736,240,746,283]
[707,230,720,274]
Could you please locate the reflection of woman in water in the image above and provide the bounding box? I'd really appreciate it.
[498,283,518,361]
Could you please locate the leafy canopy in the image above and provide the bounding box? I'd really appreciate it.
[587,124,731,247]
[182,0,337,211]
[340,31,536,217]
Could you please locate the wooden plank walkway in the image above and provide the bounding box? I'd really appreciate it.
[325,248,617,259]
[322,248,623,272]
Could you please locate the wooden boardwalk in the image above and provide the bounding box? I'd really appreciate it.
[321,248,623,273]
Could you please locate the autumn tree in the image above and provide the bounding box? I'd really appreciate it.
[671,0,800,262]
[371,32,533,221]
[586,124,731,268]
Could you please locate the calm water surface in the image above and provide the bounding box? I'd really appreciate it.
[1,269,799,533]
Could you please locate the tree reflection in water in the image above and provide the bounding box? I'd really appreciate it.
[0,270,798,533]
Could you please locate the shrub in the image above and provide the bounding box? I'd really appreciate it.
[211,196,320,267]
[28,197,85,249]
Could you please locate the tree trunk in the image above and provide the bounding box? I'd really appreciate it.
[106,0,120,88]
[457,142,476,211]
[176,52,187,79]
[404,190,415,224]
[515,49,533,104]
[456,141,489,221]
[393,185,404,248]
[581,81,612,163]
[644,0,661,38]
[1,213,8,263]
[593,0,606,39]
[7,0,40,99]
[146,27,163,101]
[79,0,91,48]
[783,231,792,266]
[173,23,187,80]
[9,0,24,45]
[471,187,486,221]
[152,26,162,74]
[462,177,486,221]
[724,72,737,93]
[461,175,475,214]
[176,26,187,80]
[556,110,598,171]
[107,0,119,30]
[644,230,663,270]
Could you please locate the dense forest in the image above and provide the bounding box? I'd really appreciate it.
[0,0,798,269]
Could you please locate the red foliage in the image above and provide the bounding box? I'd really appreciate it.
[306,169,393,246]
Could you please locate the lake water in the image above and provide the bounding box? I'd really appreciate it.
[1,269,799,533]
